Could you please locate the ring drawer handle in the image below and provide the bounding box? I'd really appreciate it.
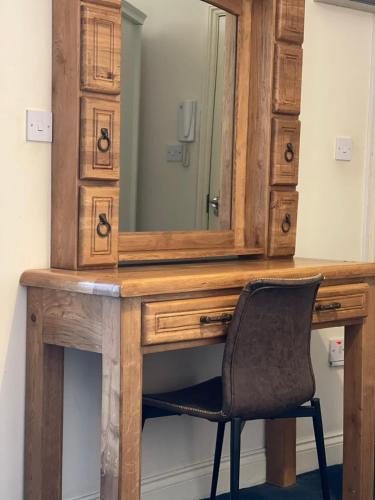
[200,313,233,325]
[315,302,342,312]
[97,128,111,153]
[97,213,112,238]
[281,213,292,234]
[284,143,295,163]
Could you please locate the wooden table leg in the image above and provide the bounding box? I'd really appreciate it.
[24,288,64,500]
[265,418,297,487]
[119,298,143,500]
[343,318,375,499]
[101,297,121,498]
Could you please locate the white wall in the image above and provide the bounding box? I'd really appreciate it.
[0,1,51,498]
[0,1,374,500]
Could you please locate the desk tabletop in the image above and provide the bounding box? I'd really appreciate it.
[20,257,375,298]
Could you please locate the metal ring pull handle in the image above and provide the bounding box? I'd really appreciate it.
[97,213,112,238]
[200,313,233,325]
[281,213,292,234]
[97,128,111,153]
[284,143,295,163]
[315,302,342,312]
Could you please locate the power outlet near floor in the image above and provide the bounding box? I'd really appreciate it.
[329,338,344,367]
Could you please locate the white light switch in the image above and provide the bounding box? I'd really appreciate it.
[335,137,352,161]
[26,110,53,143]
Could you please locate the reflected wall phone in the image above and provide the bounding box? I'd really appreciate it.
[178,100,197,167]
[178,100,197,143]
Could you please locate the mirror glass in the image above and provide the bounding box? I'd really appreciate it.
[120,0,237,233]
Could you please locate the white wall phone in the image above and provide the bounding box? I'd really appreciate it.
[178,100,197,167]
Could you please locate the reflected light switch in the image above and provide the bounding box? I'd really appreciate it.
[26,110,53,143]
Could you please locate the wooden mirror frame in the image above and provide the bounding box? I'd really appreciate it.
[51,0,304,269]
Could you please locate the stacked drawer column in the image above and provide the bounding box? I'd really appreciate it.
[52,0,121,269]
[268,0,305,257]
[79,1,121,268]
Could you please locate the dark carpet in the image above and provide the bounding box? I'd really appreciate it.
[204,465,343,499]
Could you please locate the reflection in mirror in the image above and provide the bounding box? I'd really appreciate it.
[120,0,237,233]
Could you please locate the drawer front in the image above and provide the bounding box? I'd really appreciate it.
[276,0,305,45]
[80,97,120,180]
[273,43,303,115]
[313,284,368,326]
[271,118,300,186]
[142,284,369,346]
[142,295,239,346]
[78,186,119,268]
[81,4,121,94]
[268,190,298,257]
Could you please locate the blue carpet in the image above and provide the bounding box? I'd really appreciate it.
[204,465,343,499]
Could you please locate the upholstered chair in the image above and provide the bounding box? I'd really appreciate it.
[143,275,330,500]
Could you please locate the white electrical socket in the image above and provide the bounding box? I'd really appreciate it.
[335,137,352,161]
[329,338,344,367]
[167,145,183,162]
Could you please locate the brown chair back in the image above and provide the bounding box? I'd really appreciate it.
[222,275,322,419]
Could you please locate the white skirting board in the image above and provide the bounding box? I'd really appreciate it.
[66,432,343,500]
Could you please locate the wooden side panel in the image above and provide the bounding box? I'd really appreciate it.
[271,118,300,186]
[24,288,64,500]
[120,298,143,500]
[268,190,298,257]
[273,43,303,115]
[245,0,275,249]
[42,290,103,352]
[81,4,121,94]
[343,278,375,500]
[79,186,119,268]
[101,297,121,499]
[80,97,120,180]
[276,0,305,45]
[51,0,80,269]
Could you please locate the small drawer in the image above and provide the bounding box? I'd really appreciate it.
[142,295,239,346]
[268,190,298,257]
[271,118,300,186]
[80,97,120,180]
[273,43,303,115]
[81,4,121,94]
[78,186,119,268]
[313,284,368,326]
[276,0,305,45]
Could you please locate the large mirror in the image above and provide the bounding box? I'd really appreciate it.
[119,0,237,234]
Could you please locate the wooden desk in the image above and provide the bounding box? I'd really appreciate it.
[21,258,375,500]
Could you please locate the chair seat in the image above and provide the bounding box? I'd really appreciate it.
[143,377,227,422]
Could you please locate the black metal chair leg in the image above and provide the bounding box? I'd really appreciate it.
[311,399,331,500]
[230,418,242,500]
[210,422,226,499]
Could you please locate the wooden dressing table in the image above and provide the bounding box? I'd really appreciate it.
[21,0,375,498]
[22,258,375,499]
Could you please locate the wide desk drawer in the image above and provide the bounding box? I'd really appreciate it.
[142,284,369,346]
